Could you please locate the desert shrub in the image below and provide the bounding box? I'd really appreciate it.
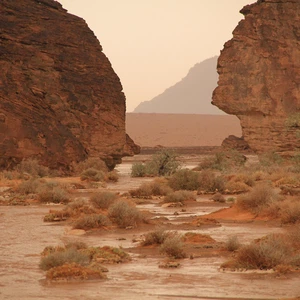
[73,157,108,174]
[168,169,199,191]
[131,162,147,177]
[279,199,300,224]
[163,190,195,203]
[225,236,241,252]
[160,233,186,259]
[236,234,291,269]
[83,246,131,264]
[259,152,284,167]
[65,241,88,250]
[148,149,180,176]
[130,178,172,198]
[142,229,169,246]
[74,214,111,230]
[105,170,119,182]
[38,184,69,204]
[236,184,279,214]
[230,173,255,187]
[108,200,144,228]
[46,262,106,280]
[197,169,225,193]
[90,191,118,209]
[15,158,49,177]
[253,170,268,181]
[210,192,226,203]
[131,149,180,177]
[80,168,105,182]
[17,178,42,195]
[197,150,246,171]
[60,198,96,218]
[287,225,300,249]
[39,247,90,271]
[224,181,251,194]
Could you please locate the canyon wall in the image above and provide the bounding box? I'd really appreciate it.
[0,0,139,172]
[212,0,300,153]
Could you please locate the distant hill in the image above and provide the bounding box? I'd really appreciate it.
[133,56,224,114]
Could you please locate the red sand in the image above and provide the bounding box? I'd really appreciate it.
[126,113,242,147]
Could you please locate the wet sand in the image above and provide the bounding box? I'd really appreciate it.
[1,157,300,300]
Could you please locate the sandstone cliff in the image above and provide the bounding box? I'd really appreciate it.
[212,0,300,153]
[0,0,139,172]
[134,57,224,114]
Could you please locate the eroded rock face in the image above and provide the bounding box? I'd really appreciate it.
[212,0,300,153]
[0,0,139,172]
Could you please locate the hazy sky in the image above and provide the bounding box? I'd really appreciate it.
[59,0,252,112]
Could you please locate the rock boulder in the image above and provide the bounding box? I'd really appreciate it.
[212,0,300,153]
[0,0,139,172]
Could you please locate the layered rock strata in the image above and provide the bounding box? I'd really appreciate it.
[212,0,300,153]
[0,0,139,172]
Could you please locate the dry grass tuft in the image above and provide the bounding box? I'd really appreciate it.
[160,232,186,259]
[163,190,195,203]
[90,191,118,209]
[236,183,279,214]
[73,214,111,230]
[130,178,172,198]
[108,200,146,228]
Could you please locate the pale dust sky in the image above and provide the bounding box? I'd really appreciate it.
[59,0,252,112]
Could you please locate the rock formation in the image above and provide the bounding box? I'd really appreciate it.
[212,0,300,153]
[134,57,224,114]
[0,0,139,172]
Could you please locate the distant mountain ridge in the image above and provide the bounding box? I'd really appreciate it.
[133,56,224,114]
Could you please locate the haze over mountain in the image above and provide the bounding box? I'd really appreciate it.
[133,56,224,114]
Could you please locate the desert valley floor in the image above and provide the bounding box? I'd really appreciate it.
[1,114,300,300]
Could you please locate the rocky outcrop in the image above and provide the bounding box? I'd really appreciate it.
[134,57,224,114]
[221,135,249,151]
[0,0,139,172]
[212,0,300,153]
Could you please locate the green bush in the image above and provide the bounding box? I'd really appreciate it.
[131,149,180,177]
[131,162,147,177]
[90,191,118,209]
[168,169,199,191]
[108,200,144,228]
